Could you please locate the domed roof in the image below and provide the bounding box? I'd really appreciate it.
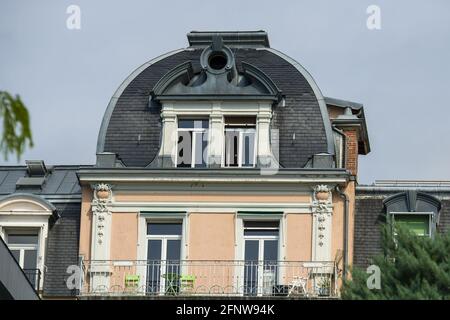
[97,31,334,168]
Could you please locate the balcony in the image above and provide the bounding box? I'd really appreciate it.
[79,260,338,299]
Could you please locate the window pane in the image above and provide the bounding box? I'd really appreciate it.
[166,240,181,262]
[194,132,207,167]
[244,229,279,236]
[263,240,278,262]
[244,240,259,261]
[10,249,20,263]
[244,221,279,228]
[147,239,162,260]
[23,249,38,269]
[225,131,239,167]
[7,234,38,245]
[177,131,192,167]
[178,119,208,129]
[242,131,255,167]
[147,223,182,236]
[395,215,429,236]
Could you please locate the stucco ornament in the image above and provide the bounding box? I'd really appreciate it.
[312,185,333,260]
[92,183,112,244]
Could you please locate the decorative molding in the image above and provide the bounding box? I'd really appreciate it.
[312,185,333,261]
[92,184,112,245]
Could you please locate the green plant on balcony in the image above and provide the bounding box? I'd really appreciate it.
[318,277,331,297]
[163,273,180,295]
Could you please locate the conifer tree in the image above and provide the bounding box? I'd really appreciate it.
[342,223,450,299]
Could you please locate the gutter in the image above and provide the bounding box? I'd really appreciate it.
[356,186,450,193]
[336,186,349,278]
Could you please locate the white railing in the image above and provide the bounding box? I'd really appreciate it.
[79,260,338,298]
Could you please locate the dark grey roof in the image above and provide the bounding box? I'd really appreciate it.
[187,30,270,48]
[0,165,85,298]
[99,44,333,168]
[0,165,86,196]
[324,96,363,110]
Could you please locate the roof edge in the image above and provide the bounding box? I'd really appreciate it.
[187,31,270,48]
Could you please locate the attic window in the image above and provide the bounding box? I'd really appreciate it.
[208,52,227,70]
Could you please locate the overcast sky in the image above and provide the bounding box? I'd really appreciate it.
[1,0,449,184]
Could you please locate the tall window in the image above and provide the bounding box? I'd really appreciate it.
[177,119,208,168]
[146,222,182,294]
[224,116,256,167]
[5,230,40,287]
[243,220,279,296]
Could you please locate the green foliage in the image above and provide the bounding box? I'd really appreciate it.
[0,91,33,160]
[342,223,450,299]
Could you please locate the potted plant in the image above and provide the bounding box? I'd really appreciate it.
[318,277,331,297]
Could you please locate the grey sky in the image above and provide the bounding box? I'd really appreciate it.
[1,0,449,184]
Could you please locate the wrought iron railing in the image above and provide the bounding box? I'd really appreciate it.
[79,260,337,298]
[23,268,41,292]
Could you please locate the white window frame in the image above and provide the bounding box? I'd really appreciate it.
[136,214,187,295]
[0,196,53,292]
[146,224,183,295]
[235,215,284,296]
[4,229,40,268]
[176,119,209,168]
[223,128,257,168]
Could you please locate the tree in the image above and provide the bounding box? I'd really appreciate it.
[341,223,450,299]
[0,91,33,160]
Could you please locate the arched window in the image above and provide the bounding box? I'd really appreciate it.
[383,191,441,237]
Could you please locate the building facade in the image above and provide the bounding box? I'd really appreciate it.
[0,31,447,299]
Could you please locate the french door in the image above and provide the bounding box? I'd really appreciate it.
[243,221,279,296]
[146,223,182,295]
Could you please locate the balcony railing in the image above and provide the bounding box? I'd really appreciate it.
[23,268,41,292]
[79,260,338,298]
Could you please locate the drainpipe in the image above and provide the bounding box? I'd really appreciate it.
[336,185,349,278]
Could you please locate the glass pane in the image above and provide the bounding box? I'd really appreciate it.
[244,240,259,296]
[177,131,192,167]
[244,221,279,228]
[147,240,162,294]
[165,240,181,294]
[194,132,207,167]
[225,131,239,167]
[7,234,38,245]
[242,131,255,167]
[24,249,38,269]
[10,249,20,263]
[147,223,182,236]
[147,239,162,260]
[178,119,208,129]
[244,240,259,261]
[263,240,278,292]
[395,215,429,236]
[263,240,278,262]
[166,240,181,262]
[244,229,279,236]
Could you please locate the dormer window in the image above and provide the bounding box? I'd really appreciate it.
[176,119,209,168]
[224,116,256,168]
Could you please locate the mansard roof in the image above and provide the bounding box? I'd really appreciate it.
[97,31,336,168]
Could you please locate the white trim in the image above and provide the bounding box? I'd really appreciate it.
[109,202,314,213]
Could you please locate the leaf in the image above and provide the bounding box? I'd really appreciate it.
[0,91,33,160]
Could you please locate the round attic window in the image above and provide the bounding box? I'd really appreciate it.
[208,52,228,70]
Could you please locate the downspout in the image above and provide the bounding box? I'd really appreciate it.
[333,125,349,276]
[336,185,349,278]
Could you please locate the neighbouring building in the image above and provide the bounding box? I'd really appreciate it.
[0,31,448,300]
